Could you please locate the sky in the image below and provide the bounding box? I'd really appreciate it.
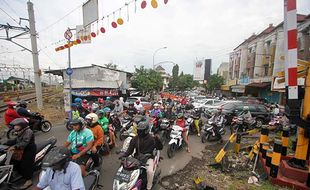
[0,0,309,80]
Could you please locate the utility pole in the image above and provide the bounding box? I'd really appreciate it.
[48,66,51,85]
[27,1,43,109]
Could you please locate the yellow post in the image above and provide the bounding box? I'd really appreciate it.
[266,148,273,168]
[281,126,290,156]
[259,126,269,153]
[270,139,282,178]
[234,133,241,153]
[262,142,269,159]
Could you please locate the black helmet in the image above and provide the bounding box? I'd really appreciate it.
[9,118,29,128]
[137,121,150,138]
[42,146,71,169]
[19,100,28,108]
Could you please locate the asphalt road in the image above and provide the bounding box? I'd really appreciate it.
[32,122,207,190]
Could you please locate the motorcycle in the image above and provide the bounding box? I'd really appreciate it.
[119,116,133,141]
[113,151,161,190]
[201,120,226,143]
[0,137,57,187]
[7,113,52,139]
[167,125,187,158]
[230,116,261,134]
[110,112,122,132]
[158,118,173,146]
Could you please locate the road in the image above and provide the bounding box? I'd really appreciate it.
[33,122,207,190]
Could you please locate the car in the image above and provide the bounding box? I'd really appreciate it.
[193,99,222,109]
[124,96,152,111]
[222,102,271,124]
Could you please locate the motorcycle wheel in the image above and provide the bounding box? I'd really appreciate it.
[201,133,207,143]
[41,121,52,133]
[167,144,176,158]
[159,131,166,145]
[7,128,16,139]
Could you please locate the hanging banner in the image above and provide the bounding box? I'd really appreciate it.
[83,0,99,27]
[72,89,119,97]
[76,25,91,43]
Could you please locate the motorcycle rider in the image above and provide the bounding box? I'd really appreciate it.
[127,102,137,117]
[74,97,88,118]
[209,107,224,143]
[82,99,89,110]
[34,146,85,190]
[134,100,144,113]
[4,101,20,126]
[239,106,253,127]
[120,122,163,190]
[113,100,124,114]
[5,118,36,189]
[150,103,163,118]
[104,96,113,109]
[175,113,191,153]
[16,100,40,129]
[85,113,104,167]
[64,117,94,177]
[70,103,80,121]
[98,108,116,146]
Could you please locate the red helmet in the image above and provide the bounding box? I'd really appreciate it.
[136,100,140,103]
[82,99,88,103]
[98,98,104,104]
[6,101,17,107]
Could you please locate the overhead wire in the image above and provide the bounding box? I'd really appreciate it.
[0,7,20,26]
[3,0,21,20]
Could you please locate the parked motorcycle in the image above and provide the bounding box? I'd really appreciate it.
[7,113,52,139]
[0,137,57,187]
[113,151,161,190]
[201,120,226,143]
[230,116,262,134]
[167,125,187,158]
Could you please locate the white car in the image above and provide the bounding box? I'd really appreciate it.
[193,99,222,109]
[207,100,243,112]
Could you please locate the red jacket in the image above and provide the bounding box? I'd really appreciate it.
[176,119,186,128]
[4,108,21,125]
[180,99,187,105]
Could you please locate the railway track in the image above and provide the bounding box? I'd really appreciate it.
[0,92,60,113]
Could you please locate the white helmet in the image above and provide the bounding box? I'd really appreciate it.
[243,106,249,111]
[153,103,159,107]
[85,113,98,124]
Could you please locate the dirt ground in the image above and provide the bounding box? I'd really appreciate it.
[160,140,290,190]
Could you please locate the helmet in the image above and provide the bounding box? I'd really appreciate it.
[103,107,111,113]
[137,121,150,138]
[70,117,84,128]
[74,98,82,103]
[85,113,99,125]
[177,113,184,119]
[98,98,104,104]
[71,103,77,108]
[10,118,29,128]
[91,103,99,111]
[153,103,159,107]
[136,100,140,104]
[97,109,105,115]
[106,97,111,100]
[18,100,27,108]
[6,101,17,107]
[129,102,134,106]
[82,99,88,103]
[42,146,71,169]
[243,106,249,111]
[217,107,223,112]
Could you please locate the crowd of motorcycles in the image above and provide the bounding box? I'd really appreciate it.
[0,100,296,190]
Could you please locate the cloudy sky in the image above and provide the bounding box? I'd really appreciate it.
[0,0,309,79]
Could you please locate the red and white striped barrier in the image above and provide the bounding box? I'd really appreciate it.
[284,0,298,99]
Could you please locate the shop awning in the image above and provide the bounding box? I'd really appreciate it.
[247,82,270,88]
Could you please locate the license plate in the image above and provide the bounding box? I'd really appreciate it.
[115,170,131,183]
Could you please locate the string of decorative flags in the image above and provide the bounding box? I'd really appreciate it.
[55,0,168,52]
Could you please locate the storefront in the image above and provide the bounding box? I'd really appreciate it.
[231,85,245,97]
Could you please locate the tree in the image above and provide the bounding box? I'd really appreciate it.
[177,74,199,91]
[131,66,163,93]
[104,62,118,69]
[169,64,179,90]
[206,74,225,92]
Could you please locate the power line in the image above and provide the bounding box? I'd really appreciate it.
[37,4,82,34]
[3,0,21,19]
[0,7,20,26]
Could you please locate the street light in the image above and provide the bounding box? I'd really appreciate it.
[153,46,167,69]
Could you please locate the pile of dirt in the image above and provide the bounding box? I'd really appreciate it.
[28,92,65,124]
[161,143,289,190]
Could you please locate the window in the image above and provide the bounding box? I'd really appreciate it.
[264,65,269,76]
[204,100,212,105]
[214,100,221,104]
[249,105,256,112]
[257,105,267,112]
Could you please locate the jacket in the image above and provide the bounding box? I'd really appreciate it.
[16,107,33,118]
[4,108,21,125]
[6,127,35,150]
[89,124,104,147]
[123,134,163,158]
